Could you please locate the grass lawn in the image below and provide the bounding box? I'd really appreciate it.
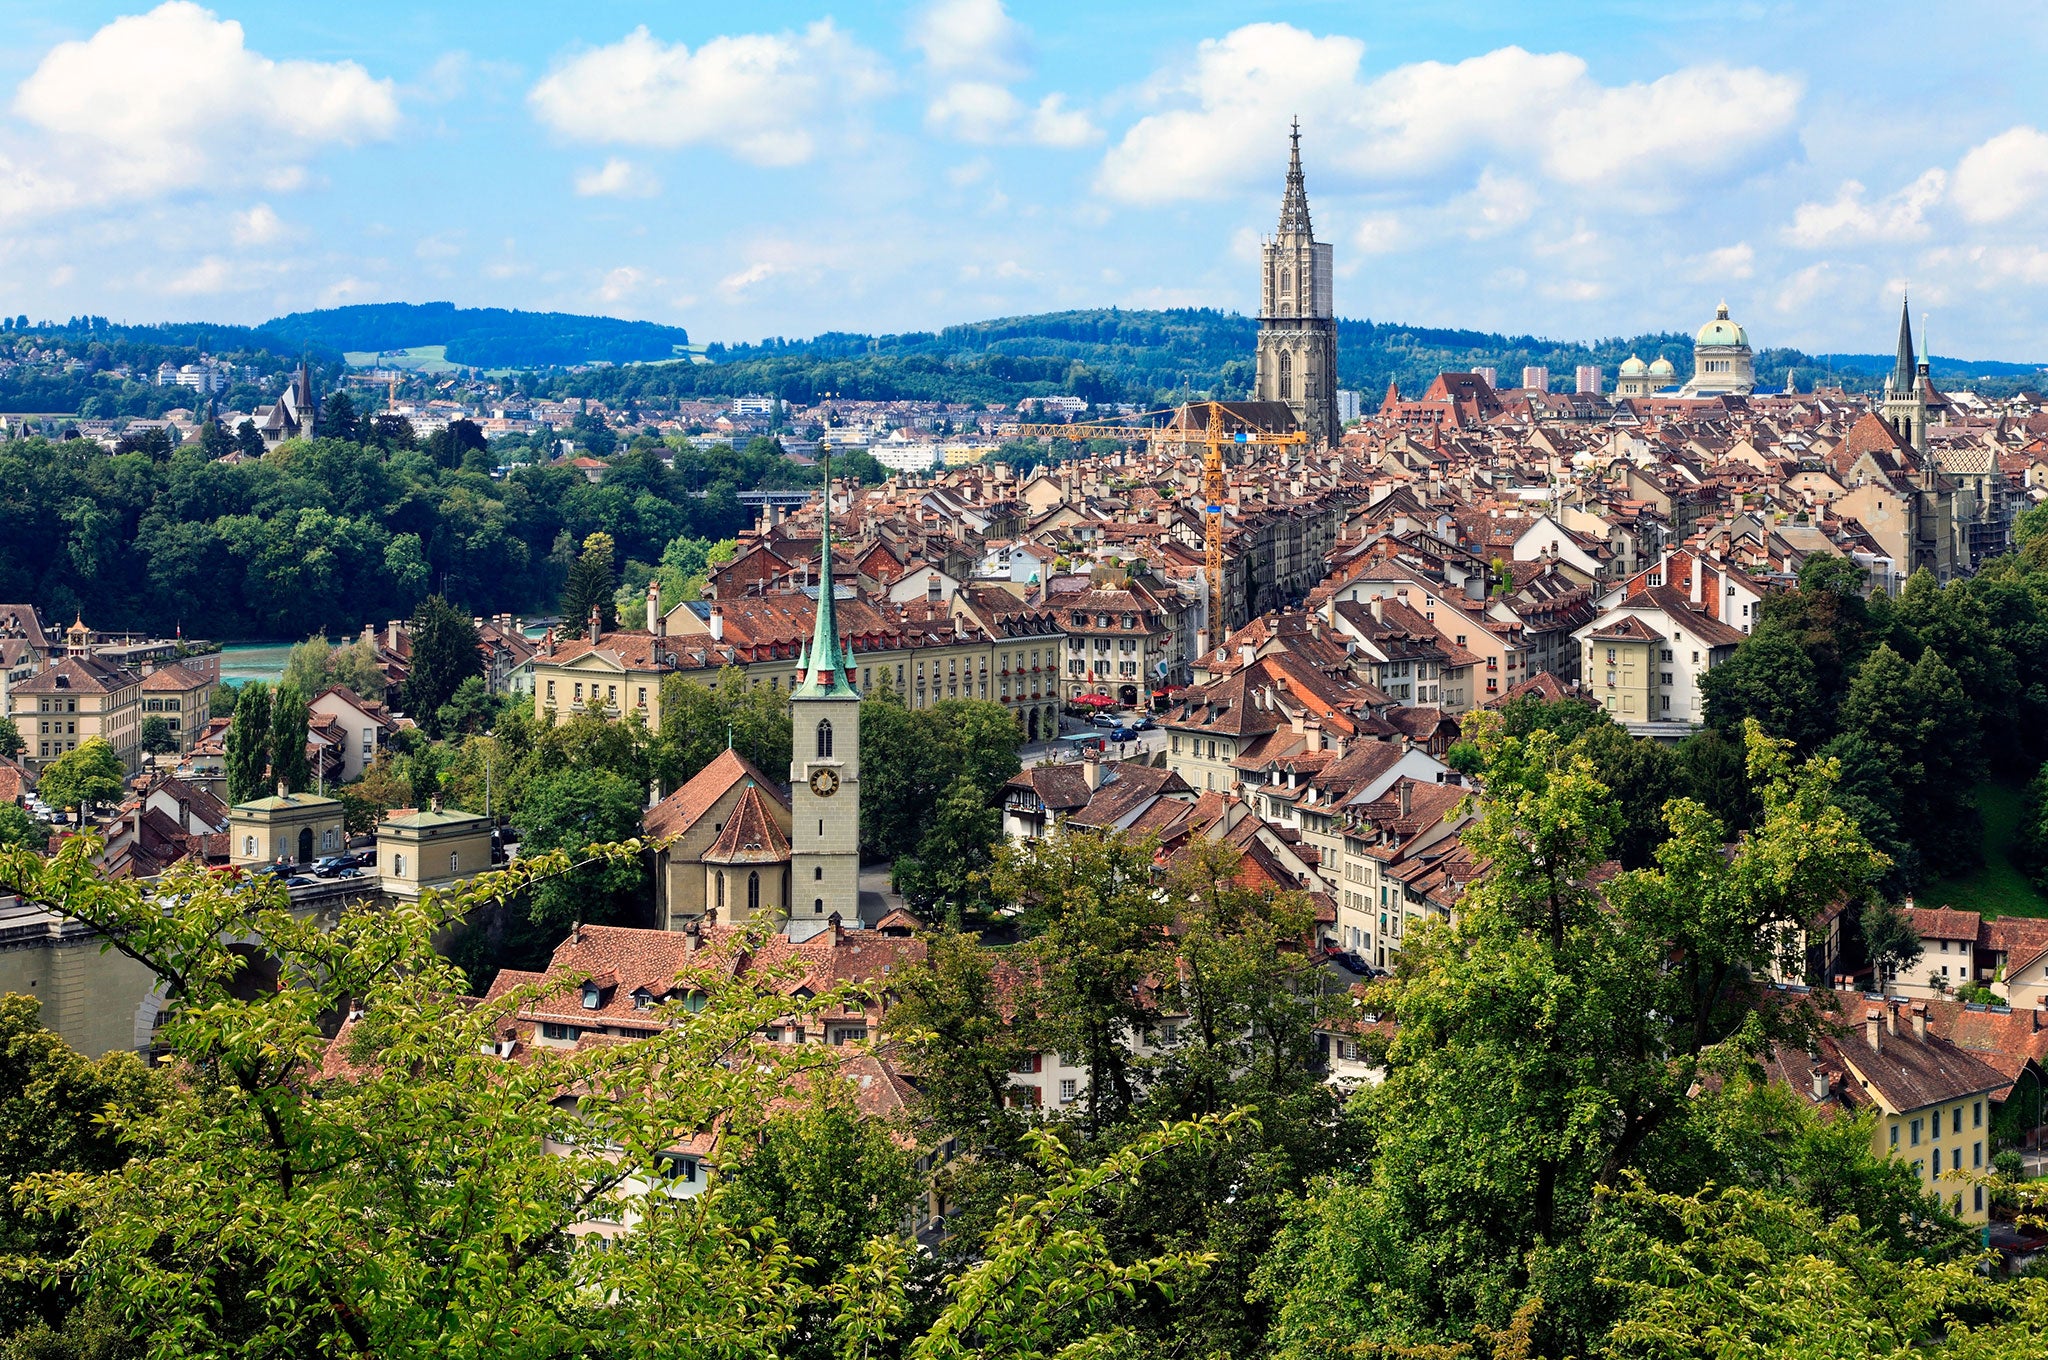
[1924,780,2048,919]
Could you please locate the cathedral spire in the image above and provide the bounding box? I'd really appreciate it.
[1279,117,1312,235]
[1892,292,1916,394]
[793,449,859,699]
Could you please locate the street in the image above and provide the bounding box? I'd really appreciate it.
[1018,716,1169,769]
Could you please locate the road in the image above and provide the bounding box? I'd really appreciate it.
[1019,715,1169,769]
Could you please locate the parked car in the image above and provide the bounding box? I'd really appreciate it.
[1089,713,1122,729]
[1329,950,1371,975]
[1133,717,1157,731]
[252,863,295,879]
[284,875,319,889]
[1108,726,1139,743]
[312,856,353,878]
[333,865,361,880]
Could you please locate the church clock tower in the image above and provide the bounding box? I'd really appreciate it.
[1254,120,1340,447]
[789,457,863,926]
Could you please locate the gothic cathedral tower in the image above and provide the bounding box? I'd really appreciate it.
[1254,121,1340,447]
[789,459,863,926]
[1881,293,1929,456]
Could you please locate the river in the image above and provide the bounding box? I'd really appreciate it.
[216,641,295,687]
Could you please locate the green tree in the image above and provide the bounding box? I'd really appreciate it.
[265,684,311,793]
[0,802,41,853]
[35,740,126,818]
[858,685,1021,862]
[279,633,337,698]
[401,595,481,736]
[992,829,1174,1133]
[0,994,160,1342]
[516,766,647,933]
[435,675,501,738]
[1858,895,1925,989]
[1700,619,1829,751]
[884,926,1039,1150]
[0,716,23,760]
[895,775,1002,922]
[224,683,272,805]
[1572,720,1682,868]
[559,530,618,634]
[654,667,791,790]
[138,717,177,760]
[1839,643,1983,877]
[320,390,357,442]
[1258,717,1883,1356]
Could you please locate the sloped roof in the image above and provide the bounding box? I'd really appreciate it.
[702,783,791,865]
[645,748,786,841]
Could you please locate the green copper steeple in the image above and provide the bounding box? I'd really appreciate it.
[792,449,860,700]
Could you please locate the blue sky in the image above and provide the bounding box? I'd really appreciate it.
[4,2,2048,359]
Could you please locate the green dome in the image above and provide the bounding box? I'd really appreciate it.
[1695,302,1749,349]
[1648,357,1677,377]
[1619,355,1648,376]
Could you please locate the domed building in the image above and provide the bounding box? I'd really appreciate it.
[1612,354,1682,399]
[1678,301,1755,397]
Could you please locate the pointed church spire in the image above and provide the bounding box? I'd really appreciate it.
[1279,117,1312,235]
[1892,292,1916,394]
[793,449,859,699]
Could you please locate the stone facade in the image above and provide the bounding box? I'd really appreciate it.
[1254,123,1340,448]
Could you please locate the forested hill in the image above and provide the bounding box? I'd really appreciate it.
[550,307,2048,410]
[261,302,691,368]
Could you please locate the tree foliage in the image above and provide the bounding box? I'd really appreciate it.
[401,595,481,736]
[223,683,270,806]
[34,740,125,815]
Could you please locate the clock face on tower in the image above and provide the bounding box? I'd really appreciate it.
[808,767,841,798]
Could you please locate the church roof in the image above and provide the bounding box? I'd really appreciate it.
[702,783,791,865]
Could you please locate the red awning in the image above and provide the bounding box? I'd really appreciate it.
[1071,692,1115,707]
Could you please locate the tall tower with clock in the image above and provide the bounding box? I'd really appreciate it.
[789,458,863,925]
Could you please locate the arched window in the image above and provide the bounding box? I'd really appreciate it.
[748,871,760,914]
[816,719,833,759]
[1279,351,1293,400]
[716,871,726,908]
[393,854,406,877]
[814,897,825,915]
[244,836,256,857]
[814,865,823,880]
[1279,268,1290,295]
[450,851,460,876]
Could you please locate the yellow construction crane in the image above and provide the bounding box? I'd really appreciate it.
[1016,401,1308,640]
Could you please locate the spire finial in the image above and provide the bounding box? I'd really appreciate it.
[1279,118,1312,235]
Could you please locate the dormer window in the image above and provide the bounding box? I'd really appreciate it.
[581,984,602,1010]
[632,988,655,1010]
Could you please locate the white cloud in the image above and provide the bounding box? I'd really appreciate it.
[1785,169,1945,247]
[1694,242,1757,280]
[1457,170,1536,238]
[927,81,1098,146]
[527,21,889,167]
[911,0,1028,80]
[1951,126,2048,224]
[575,157,660,198]
[1095,26,1798,209]
[719,261,778,298]
[1775,262,1842,314]
[163,256,235,296]
[415,231,464,260]
[1027,94,1098,148]
[4,2,397,217]
[597,265,649,303]
[230,203,287,246]
[947,156,994,187]
[1353,213,1407,254]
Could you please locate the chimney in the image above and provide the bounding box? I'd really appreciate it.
[588,606,601,644]
[1240,643,1255,670]
[685,918,703,952]
[709,603,725,641]
[1305,720,1323,753]
[1369,598,1383,624]
[2035,1006,2046,1033]
[1865,1006,1883,1052]
[1691,561,1703,606]
[1911,1002,1927,1039]
[1886,1004,1898,1037]
[828,911,844,946]
[1082,751,1104,791]
[927,571,942,602]
[386,619,400,650]
[1812,1068,1829,1101]
[1397,781,1411,818]
[647,581,664,636]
